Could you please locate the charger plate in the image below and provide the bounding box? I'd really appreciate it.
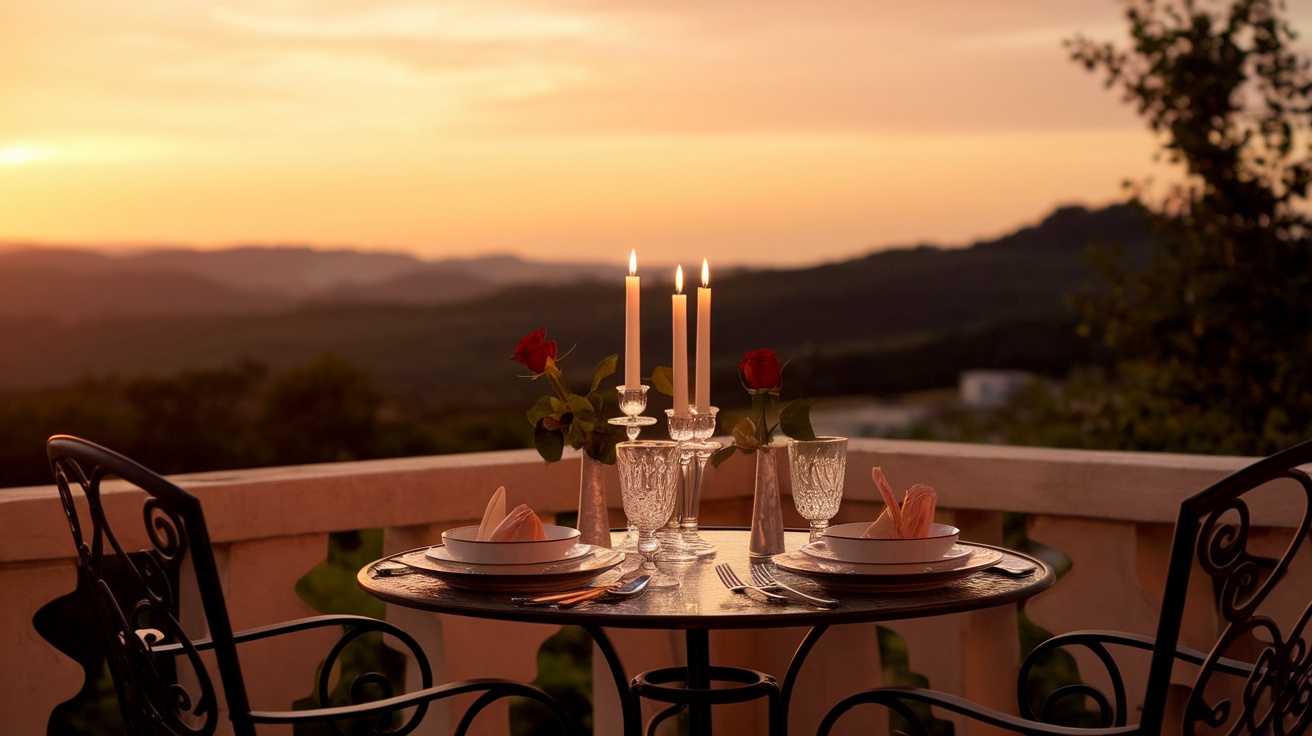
[800,540,974,569]
[425,543,593,571]
[394,545,625,592]
[773,544,1004,592]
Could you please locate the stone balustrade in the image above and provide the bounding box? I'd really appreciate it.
[0,439,1267,734]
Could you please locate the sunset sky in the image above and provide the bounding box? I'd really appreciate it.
[3,1,1308,266]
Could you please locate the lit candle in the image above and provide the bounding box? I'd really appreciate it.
[695,259,711,413]
[625,250,641,387]
[672,265,689,415]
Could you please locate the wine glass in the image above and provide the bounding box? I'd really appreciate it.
[617,440,683,588]
[787,436,848,543]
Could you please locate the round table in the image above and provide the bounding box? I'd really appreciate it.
[358,529,1055,735]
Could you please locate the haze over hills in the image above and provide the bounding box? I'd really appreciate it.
[0,203,1151,398]
[0,244,633,318]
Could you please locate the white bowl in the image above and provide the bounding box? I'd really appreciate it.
[821,522,960,564]
[441,524,582,565]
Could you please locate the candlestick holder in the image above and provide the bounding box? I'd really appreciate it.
[608,385,659,441]
[657,408,698,562]
[609,385,657,553]
[681,406,719,557]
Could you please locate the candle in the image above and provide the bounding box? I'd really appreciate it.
[672,265,689,415]
[625,250,641,387]
[695,259,711,413]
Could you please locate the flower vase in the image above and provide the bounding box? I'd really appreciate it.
[748,446,784,557]
[577,453,611,548]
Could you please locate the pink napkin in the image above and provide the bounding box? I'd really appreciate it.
[476,486,508,540]
[488,504,547,542]
[864,467,937,539]
[475,487,547,542]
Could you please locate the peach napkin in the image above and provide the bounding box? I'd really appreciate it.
[475,487,548,542]
[476,486,508,541]
[488,504,547,542]
[864,467,937,539]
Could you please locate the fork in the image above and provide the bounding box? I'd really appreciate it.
[715,563,786,601]
[750,564,838,606]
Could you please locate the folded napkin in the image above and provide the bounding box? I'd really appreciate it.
[489,504,547,542]
[476,486,508,541]
[864,467,937,539]
[476,486,547,542]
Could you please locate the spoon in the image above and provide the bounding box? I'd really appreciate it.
[516,574,651,607]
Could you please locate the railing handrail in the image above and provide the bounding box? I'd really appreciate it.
[3,438,1268,566]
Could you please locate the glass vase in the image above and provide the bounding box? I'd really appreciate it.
[748,446,785,557]
[577,452,611,548]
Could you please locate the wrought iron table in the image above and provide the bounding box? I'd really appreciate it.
[358,528,1054,735]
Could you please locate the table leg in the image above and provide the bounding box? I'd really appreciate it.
[780,624,828,732]
[582,625,639,736]
[686,629,711,735]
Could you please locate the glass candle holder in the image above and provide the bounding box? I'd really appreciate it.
[609,385,658,441]
[658,408,699,562]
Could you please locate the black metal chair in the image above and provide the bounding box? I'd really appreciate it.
[819,439,1312,735]
[47,434,574,736]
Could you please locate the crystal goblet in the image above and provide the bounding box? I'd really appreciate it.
[617,440,683,588]
[787,435,848,543]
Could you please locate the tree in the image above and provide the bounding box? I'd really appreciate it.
[259,355,384,464]
[1067,0,1312,454]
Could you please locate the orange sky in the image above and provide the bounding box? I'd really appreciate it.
[2,2,1306,266]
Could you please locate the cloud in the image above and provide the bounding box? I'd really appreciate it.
[209,3,607,43]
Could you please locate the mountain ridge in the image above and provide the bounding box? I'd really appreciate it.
[0,203,1151,395]
[0,203,1146,321]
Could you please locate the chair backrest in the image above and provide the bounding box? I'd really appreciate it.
[1140,438,1312,734]
[48,435,253,736]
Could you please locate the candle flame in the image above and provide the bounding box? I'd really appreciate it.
[675,265,684,294]
[701,259,709,287]
[629,249,637,276]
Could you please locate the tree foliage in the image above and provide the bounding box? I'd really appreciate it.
[1065,0,1312,454]
[0,356,533,488]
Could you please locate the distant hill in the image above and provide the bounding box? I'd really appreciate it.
[0,245,624,319]
[0,203,1152,398]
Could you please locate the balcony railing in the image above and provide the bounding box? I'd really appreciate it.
[0,439,1264,735]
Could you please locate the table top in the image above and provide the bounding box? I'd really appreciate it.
[358,529,1054,630]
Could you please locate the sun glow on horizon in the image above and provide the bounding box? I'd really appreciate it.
[0,144,51,166]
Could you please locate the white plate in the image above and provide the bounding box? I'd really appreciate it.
[425,543,592,571]
[773,545,1004,592]
[821,522,960,564]
[396,545,626,592]
[801,540,973,569]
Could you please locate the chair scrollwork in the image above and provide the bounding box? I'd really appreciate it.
[48,435,577,736]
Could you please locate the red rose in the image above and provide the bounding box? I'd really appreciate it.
[512,329,557,374]
[739,349,783,390]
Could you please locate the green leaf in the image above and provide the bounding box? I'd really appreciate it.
[780,398,817,440]
[527,395,558,427]
[533,423,564,462]
[586,389,607,416]
[565,419,588,449]
[590,354,618,394]
[710,444,738,468]
[566,393,596,422]
[651,366,674,396]
[585,425,619,465]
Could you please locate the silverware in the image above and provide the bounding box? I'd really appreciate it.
[750,564,838,606]
[715,563,786,601]
[513,574,651,607]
